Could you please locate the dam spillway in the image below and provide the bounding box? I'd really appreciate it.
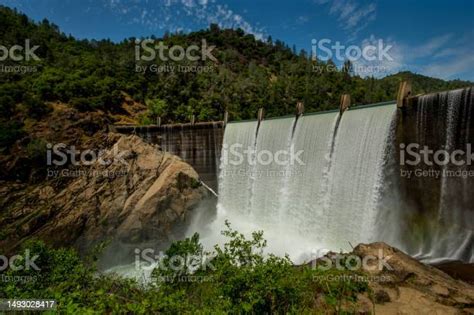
[193,86,473,264]
[118,86,473,264]
[215,104,398,258]
[397,87,473,262]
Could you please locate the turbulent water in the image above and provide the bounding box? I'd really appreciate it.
[411,88,474,263]
[110,88,473,280]
[192,104,399,263]
[191,91,473,264]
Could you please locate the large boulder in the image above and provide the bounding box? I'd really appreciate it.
[354,242,474,314]
[308,242,473,313]
[0,134,208,254]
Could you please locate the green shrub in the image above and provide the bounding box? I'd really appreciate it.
[0,120,24,149]
[26,138,47,163]
[23,94,52,119]
[0,225,371,314]
[70,97,91,112]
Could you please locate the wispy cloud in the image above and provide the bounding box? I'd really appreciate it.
[103,0,265,40]
[314,0,376,37]
[352,33,474,80]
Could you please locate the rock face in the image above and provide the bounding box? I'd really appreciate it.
[314,242,474,314]
[0,134,208,254]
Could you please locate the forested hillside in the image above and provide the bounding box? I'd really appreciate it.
[0,5,471,151]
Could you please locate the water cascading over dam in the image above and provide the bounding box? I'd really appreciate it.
[110,86,472,281]
[397,87,473,263]
[195,87,473,263]
[198,103,399,261]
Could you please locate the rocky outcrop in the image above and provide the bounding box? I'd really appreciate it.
[312,242,474,314]
[0,134,208,254]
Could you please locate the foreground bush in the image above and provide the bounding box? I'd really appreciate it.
[0,223,371,314]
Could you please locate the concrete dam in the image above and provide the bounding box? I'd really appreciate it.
[116,84,473,264]
[114,122,224,192]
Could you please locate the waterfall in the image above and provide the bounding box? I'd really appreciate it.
[199,104,398,262]
[247,117,296,226]
[420,87,474,263]
[218,121,259,215]
[280,112,340,244]
[186,90,473,264]
[323,105,397,250]
[108,88,473,283]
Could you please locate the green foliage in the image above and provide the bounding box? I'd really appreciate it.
[138,98,169,125]
[137,113,153,125]
[0,120,24,150]
[23,93,52,119]
[0,4,470,127]
[1,225,373,314]
[25,138,47,162]
[70,97,91,112]
[145,98,168,118]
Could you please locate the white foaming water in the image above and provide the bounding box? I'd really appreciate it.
[218,120,259,215]
[422,88,474,263]
[322,105,397,250]
[188,105,398,263]
[109,92,473,281]
[248,117,296,227]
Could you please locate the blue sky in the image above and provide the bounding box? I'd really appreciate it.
[1,0,473,80]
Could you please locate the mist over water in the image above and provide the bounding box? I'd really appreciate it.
[188,104,399,264]
[188,89,473,264]
[111,88,473,280]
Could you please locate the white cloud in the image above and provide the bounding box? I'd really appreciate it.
[351,33,474,80]
[315,0,377,36]
[422,53,474,80]
[103,0,265,40]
